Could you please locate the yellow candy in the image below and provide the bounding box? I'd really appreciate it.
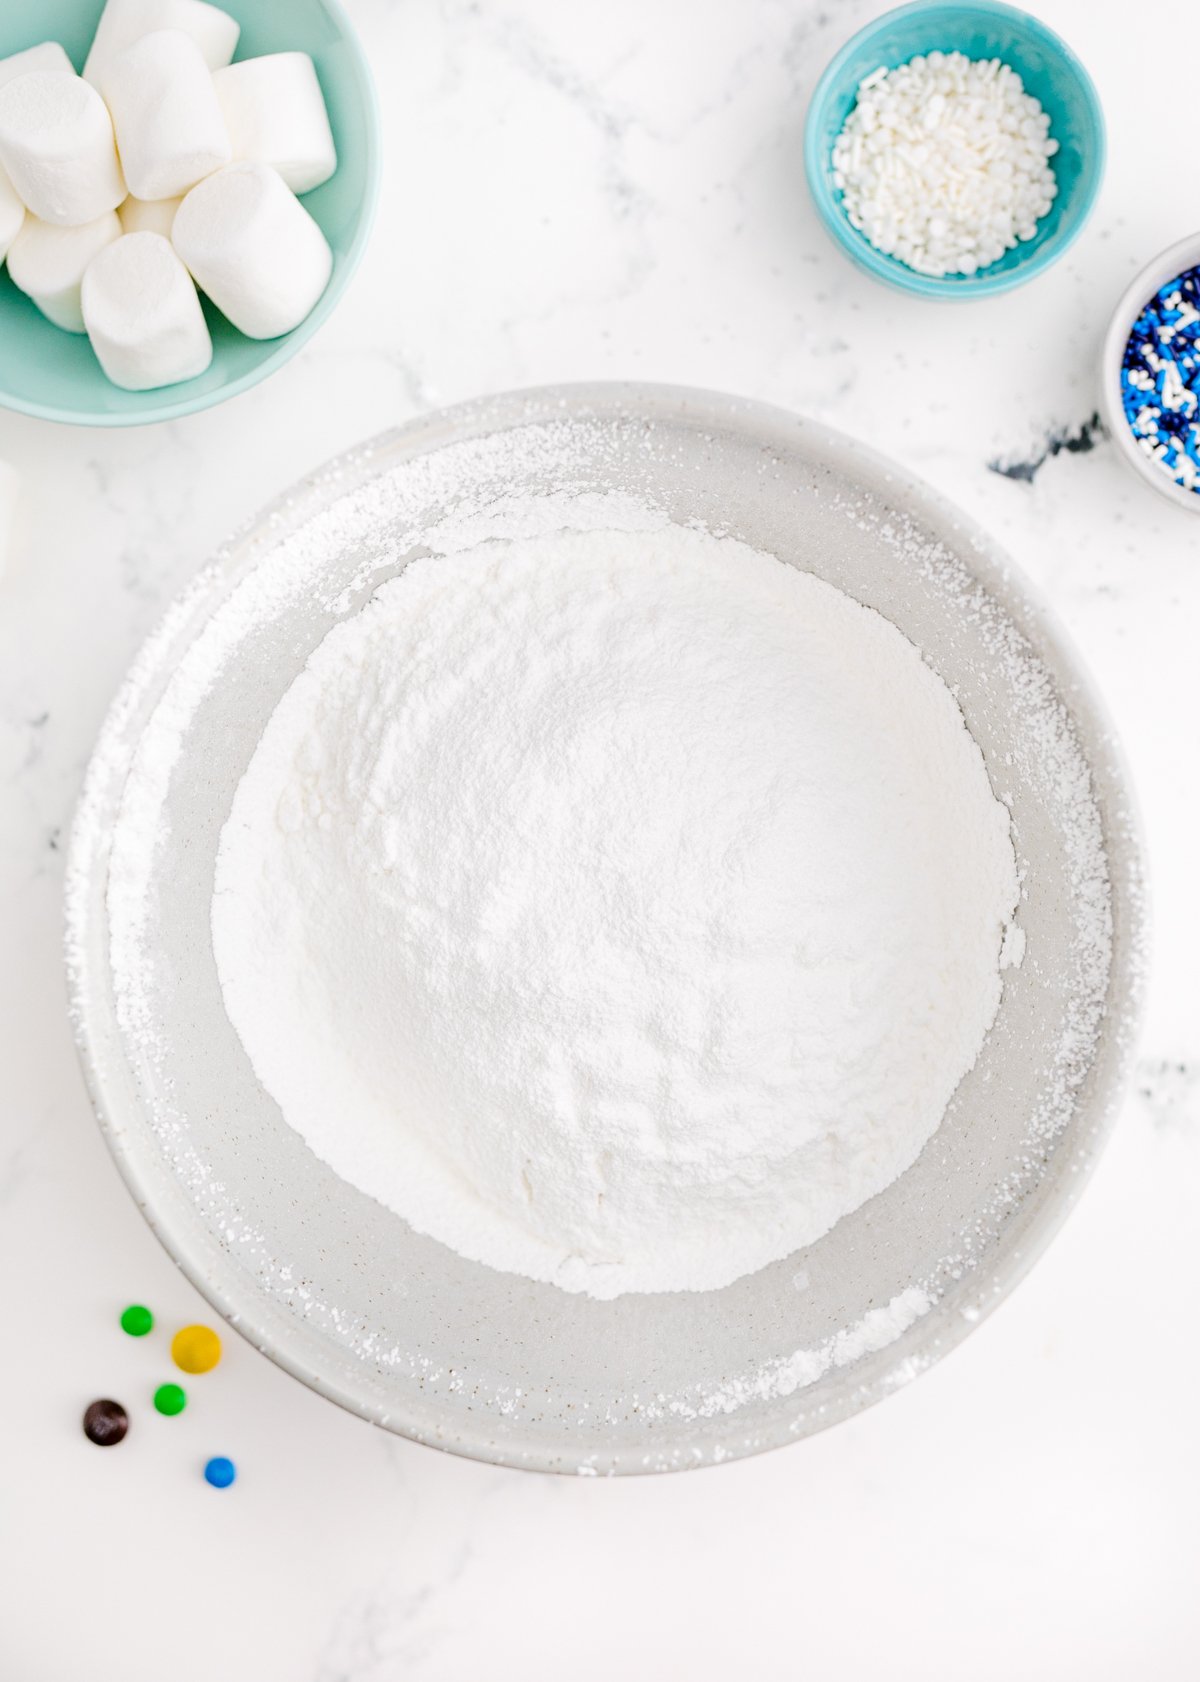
[171,1324,222,1375]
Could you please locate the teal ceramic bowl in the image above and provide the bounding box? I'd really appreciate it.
[0,0,380,425]
[804,0,1105,298]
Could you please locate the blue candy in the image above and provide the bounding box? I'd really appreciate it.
[203,1455,237,1489]
[1121,263,1200,492]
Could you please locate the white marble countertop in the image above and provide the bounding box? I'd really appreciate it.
[2,1,1198,1675]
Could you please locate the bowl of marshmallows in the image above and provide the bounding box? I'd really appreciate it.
[0,0,379,425]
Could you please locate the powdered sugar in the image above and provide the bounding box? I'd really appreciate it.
[211,511,1021,1298]
[651,1285,934,1421]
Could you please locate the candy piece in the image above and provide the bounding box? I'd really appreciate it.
[1119,267,1200,495]
[82,232,212,389]
[120,1303,154,1336]
[0,460,19,580]
[0,42,75,90]
[0,164,23,262]
[102,30,230,202]
[830,51,1058,278]
[173,162,332,339]
[203,1455,236,1488]
[0,72,125,227]
[84,0,239,89]
[118,194,181,237]
[153,1381,187,1415]
[213,53,337,195]
[171,1323,221,1374]
[7,209,121,332]
[83,1398,129,1445]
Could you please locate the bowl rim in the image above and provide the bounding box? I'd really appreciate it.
[803,0,1106,299]
[1099,231,1200,513]
[0,0,382,429]
[64,381,1148,1474]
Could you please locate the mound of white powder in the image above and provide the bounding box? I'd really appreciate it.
[212,521,1021,1298]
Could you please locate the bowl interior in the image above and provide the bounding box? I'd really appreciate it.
[66,386,1140,1474]
[1100,234,1200,513]
[805,0,1105,297]
[0,0,377,426]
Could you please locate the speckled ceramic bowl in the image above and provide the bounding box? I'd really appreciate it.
[65,385,1144,1474]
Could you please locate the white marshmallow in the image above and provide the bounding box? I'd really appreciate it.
[213,53,337,195]
[0,42,75,89]
[0,72,125,227]
[173,161,332,339]
[0,459,17,579]
[82,230,212,389]
[6,208,121,331]
[0,163,24,262]
[118,193,181,237]
[102,30,230,201]
[84,0,239,89]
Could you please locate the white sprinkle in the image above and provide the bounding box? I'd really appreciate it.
[830,50,1060,278]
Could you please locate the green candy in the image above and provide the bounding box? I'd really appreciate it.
[153,1382,187,1416]
[120,1304,154,1337]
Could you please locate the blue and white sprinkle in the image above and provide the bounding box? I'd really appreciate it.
[1121,266,1200,493]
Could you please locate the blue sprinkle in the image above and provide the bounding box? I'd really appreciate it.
[1121,263,1200,493]
[203,1455,237,1489]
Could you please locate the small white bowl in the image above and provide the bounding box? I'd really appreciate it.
[1101,231,1200,512]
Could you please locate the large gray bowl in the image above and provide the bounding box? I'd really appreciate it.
[65,385,1144,1474]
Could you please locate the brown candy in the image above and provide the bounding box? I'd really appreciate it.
[83,1398,129,1446]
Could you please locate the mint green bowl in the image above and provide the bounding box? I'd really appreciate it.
[804,0,1105,298]
[0,0,380,426]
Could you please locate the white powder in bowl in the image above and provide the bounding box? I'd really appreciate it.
[212,520,1021,1298]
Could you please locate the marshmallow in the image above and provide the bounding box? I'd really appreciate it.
[0,72,125,227]
[84,0,239,89]
[213,53,337,195]
[0,164,24,262]
[82,230,212,389]
[118,193,182,237]
[0,459,18,579]
[102,30,230,201]
[6,209,122,331]
[0,42,75,89]
[173,162,332,339]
